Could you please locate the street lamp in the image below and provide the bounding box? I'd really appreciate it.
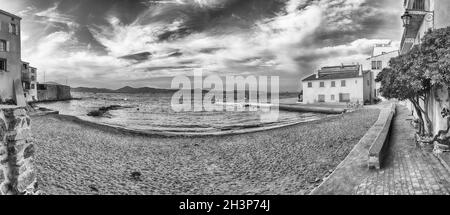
[401,11,412,27]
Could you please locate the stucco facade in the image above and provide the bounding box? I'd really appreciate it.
[301,64,373,105]
[365,48,399,99]
[0,10,21,102]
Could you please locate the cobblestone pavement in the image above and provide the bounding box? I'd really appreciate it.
[355,105,450,195]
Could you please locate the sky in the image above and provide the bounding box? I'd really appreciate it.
[0,0,404,91]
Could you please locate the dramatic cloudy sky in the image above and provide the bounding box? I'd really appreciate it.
[0,0,404,91]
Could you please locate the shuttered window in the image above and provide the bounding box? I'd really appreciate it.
[0,40,6,51]
[413,0,425,10]
[0,58,7,71]
[9,23,18,35]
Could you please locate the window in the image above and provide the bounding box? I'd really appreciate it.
[31,76,36,81]
[371,61,383,70]
[331,95,335,101]
[367,80,370,86]
[308,82,312,88]
[10,23,18,35]
[339,93,351,102]
[341,80,346,87]
[0,40,7,52]
[0,58,6,71]
[331,81,336,87]
[31,84,35,89]
[320,82,325,88]
[318,95,325,103]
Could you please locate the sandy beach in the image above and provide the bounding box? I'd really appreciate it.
[33,108,380,195]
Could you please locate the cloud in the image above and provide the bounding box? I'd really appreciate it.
[34,3,79,29]
[8,0,403,91]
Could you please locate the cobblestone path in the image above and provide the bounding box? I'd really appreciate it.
[355,105,450,195]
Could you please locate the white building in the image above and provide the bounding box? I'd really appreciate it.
[0,9,21,103]
[301,64,373,105]
[400,0,450,135]
[365,42,399,99]
[21,61,38,102]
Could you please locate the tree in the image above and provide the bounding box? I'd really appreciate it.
[417,27,450,145]
[376,46,433,136]
[376,27,450,142]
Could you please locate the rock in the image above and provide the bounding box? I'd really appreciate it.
[87,105,132,117]
[130,171,142,181]
[87,110,101,117]
[88,184,99,192]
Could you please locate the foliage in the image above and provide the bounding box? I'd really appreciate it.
[377,27,450,138]
[419,27,450,88]
[376,46,433,136]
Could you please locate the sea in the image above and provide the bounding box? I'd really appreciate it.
[37,92,324,133]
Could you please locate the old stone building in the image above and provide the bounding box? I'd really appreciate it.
[0,9,21,104]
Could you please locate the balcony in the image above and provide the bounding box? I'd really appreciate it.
[405,0,429,12]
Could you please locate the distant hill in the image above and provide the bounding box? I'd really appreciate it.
[72,86,299,97]
[71,86,177,94]
[114,86,177,94]
[71,87,114,93]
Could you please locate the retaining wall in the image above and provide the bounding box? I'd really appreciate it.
[0,105,38,195]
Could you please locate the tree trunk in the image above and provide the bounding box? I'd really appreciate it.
[414,95,433,136]
[410,99,425,136]
[422,93,433,136]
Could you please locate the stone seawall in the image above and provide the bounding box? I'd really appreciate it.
[0,105,38,195]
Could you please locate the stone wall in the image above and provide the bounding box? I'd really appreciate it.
[0,105,38,195]
[37,84,72,102]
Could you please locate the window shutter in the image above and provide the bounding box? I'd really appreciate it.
[6,41,10,52]
[16,25,19,35]
[9,24,12,33]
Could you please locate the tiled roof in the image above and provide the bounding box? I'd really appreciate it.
[0,9,21,20]
[302,64,365,81]
[302,71,363,81]
[367,50,399,60]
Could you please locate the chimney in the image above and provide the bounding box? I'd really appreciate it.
[358,64,363,76]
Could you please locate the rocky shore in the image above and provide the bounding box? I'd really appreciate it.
[32,108,380,195]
